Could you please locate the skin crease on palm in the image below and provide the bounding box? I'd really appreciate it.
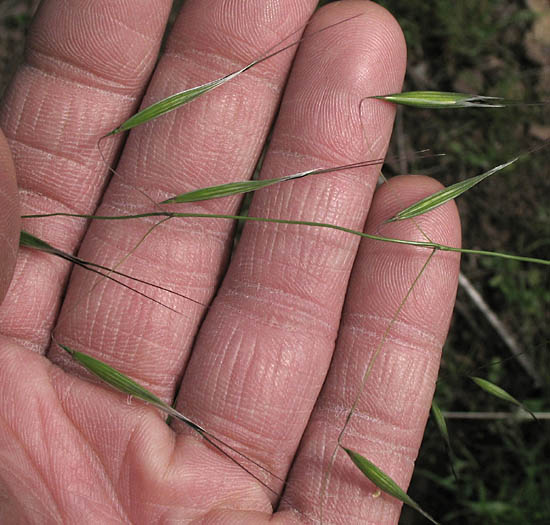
[0,0,461,523]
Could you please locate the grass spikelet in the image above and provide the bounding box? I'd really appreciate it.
[431,400,458,480]
[106,71,245,136]
[470,376,538,421]
[341,446,440,525]
[59,343,201,428]
[369,91,505,108]
[387,157,519,222]
[20,230,205,310]
[105,14,361,137]
[58,343,286,495]
[160,158,385,204]
[160,151,441,204]
[19,229,55,251]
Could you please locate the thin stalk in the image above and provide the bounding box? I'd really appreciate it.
[21,212,550,266]
[319,250,436,523]
[442,411,550,421]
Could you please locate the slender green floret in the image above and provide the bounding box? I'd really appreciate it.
[470,377,538,421]
[105,15,362,136]
[342,447,440,524]
[369,91,504,108]
[387,157,519,222]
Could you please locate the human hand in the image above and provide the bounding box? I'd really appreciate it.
[0,1,460,523]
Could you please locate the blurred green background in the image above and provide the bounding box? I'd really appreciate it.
[2,1,549,524]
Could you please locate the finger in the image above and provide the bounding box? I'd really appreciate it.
[48,0,319,400]
[0,129,20,303]
[281,175,461,523]
[0,0,174,352]
[174,0,406,489]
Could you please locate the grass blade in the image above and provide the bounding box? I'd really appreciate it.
[470,377,537,421]
[387,157,519,222]
[160,158,385,204]
[342,446,440,524]
[369,91,504,108]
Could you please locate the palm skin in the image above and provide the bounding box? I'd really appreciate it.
[0,1,460,524]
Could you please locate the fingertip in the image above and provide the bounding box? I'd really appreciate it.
[0,129,20,304]
[268,0,407,172]
[315,0,407,51]
[360,175,462,341]
[312,0,407,92]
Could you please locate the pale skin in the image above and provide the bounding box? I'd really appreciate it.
[0,1,461,523]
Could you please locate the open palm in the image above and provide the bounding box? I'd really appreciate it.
[0,1,461,523]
